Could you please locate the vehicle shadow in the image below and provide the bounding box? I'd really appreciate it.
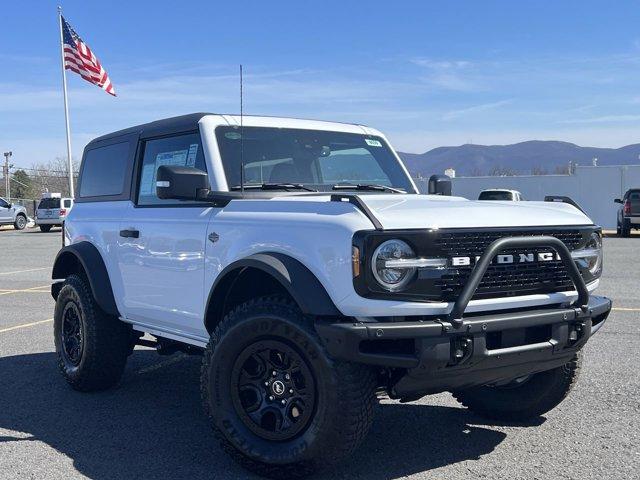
[0,351,510,480]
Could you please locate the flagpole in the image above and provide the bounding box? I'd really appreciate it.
[57,6,75,198]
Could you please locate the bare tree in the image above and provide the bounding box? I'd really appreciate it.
[29,157,80,197]
[554,164,570,175]
[488,165,517,176]
[531,166,548,176]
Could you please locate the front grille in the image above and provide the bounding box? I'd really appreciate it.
[434,229,584,301]
[434,229,584,256]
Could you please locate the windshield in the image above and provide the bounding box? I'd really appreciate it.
[478,191,513,201]
[38,198,61,209]
[215,126,415,192]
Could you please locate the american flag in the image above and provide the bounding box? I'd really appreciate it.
[61,16,116,96]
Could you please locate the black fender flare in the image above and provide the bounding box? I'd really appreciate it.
[51,242,119,316]
[207,252,341,325]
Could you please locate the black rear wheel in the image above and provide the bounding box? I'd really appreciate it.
[54,274,131,391]
[201,296,377,478]
[39,225,52,232]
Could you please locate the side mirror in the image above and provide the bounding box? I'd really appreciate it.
[156,166,210,201]
[428,174,452,196]
[614,198,623,204]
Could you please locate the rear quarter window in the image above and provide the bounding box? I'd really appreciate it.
[627,191,640,201]
[79,142,131,198]
[38,198,60,209]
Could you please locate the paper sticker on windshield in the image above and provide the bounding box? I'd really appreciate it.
[186,144,198,167]
[365,139,382,147]
[225,132,242,140]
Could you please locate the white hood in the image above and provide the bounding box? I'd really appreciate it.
[264,193,593,230]
[356,194,593,229]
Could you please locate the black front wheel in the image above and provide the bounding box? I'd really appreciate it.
[201,296,377,478]
[39,225,52,233]
[453,353,582,421]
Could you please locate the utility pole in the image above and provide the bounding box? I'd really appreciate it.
[3,151,12,200]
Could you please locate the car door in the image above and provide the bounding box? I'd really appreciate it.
[0,197,11,223]
[117,132,214,337]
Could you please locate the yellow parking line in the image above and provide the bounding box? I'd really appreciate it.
[0,318,53,334]
[0,267,48,276]
[0,285,51,296]
[612,307,640,312]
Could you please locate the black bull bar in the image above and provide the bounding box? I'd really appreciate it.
[447,235,590,328]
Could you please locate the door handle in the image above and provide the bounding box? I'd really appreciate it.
[119,229,140,238]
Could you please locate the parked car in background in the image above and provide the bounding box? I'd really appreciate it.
[36,193,73,232]
[0,196,28,230]
[615,189,640,237]
[478,189,525,201]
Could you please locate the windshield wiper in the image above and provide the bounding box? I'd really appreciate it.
[332,184,405,193]
[230,183,318,192]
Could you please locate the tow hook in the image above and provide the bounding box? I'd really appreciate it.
[449,336,473,365]
[568,322,586,346]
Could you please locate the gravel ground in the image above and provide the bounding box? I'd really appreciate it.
[0,226,638,480]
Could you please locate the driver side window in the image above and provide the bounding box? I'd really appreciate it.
[0,198,8,209]
[137,132,207,206]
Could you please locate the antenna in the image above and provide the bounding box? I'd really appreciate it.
[239,64,244,195]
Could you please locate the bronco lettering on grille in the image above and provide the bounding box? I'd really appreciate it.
[450,251,560,267]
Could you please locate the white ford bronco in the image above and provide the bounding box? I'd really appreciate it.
[51,113,611,478]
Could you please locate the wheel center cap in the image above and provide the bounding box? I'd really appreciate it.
[271,380,286,396]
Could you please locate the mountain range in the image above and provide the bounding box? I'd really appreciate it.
[397,140,640,177]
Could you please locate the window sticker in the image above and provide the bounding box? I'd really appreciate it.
[186,143,199,167]
[139,149,189,195]
[365,138,382,147]
[225,132,242,140]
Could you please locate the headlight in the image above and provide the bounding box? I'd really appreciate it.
[571,231,603,276]
[372,239,417,291]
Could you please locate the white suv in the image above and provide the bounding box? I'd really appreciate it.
[36,195,73,232]
[51,113,611,478]
[479,188,525,201]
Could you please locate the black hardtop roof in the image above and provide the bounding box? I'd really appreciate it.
[89,113,212,145]
[86,112,367,148]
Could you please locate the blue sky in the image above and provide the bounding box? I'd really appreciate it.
[2,0,640,168]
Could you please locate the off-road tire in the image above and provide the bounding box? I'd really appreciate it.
[13,214,27,230]
[54,274,131,392]
[453,352,582,421]
[201,296,377,479]
[40,225,52,232]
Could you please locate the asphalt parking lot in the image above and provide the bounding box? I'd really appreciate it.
[0,226,638,480]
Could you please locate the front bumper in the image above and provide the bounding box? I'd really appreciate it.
[317,235,611,399]
[317,295,611,398]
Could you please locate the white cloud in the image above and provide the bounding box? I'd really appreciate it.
[387,126,640,154]
[560,114,640,124]
[410,58,472,69]
[442,99,512,121]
